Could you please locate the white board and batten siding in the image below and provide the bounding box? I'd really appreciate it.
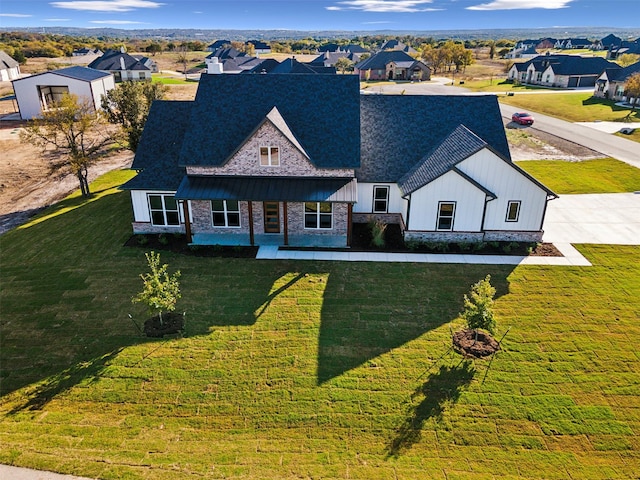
[130,190,191,224]
[354,183,407,218]
[457,148,548,231]
[407,170,486,232]
[13,72,115,120]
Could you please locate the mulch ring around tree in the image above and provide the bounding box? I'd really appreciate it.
[452,329,500,359]
[143,312,185,338]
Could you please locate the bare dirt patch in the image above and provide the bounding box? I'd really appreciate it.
[506,125,602,161]
[0,122,132,234]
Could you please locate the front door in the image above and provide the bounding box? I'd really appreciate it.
[264,202,280,233]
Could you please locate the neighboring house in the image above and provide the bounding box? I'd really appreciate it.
[72,47,103,56]
[607,40,640,60]
[594,61,640,101]
[504,45,538,59]
[88,48,154,82]
[0,50,20,81]
[12,66,114,120]
[379,40,417,54]
[268,58,336,74]
[246,40,271,55]
[207,40,231,51]
[354,50,431,81]
[517,38,556,51]
[598,34,622,50]
[309,51,365,67]
[123,74,554,247]
[507,53,618,88]
[133,55,159,73]
[205,47,252,74]
[555,38,592,50]
[317,43,369,55]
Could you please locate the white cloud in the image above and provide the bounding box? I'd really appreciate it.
[193,10,203,14]
[327,0,440,13]
[51,0,164,12]
[467,0,572,10]
[89,19,147,24]
[0,13,33,17]
[45,18,72,21]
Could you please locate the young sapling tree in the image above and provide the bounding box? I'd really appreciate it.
[133,251,181,325]
[461,274,496,335]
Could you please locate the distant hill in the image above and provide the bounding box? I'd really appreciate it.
[1,26,639,42]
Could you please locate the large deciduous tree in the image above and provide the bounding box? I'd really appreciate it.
[100,81,167,152]
[624,72,640,119]
[20,93,113,198]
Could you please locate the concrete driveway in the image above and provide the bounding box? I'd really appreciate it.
[543,193,640,245]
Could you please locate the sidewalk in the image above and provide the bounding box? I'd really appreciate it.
[0,465,95,480]
[256,242,591,266]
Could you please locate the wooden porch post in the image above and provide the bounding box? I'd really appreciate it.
[283,202,289,246]
[182,200,192,243]
[248,201,255,246]
[347,203,353,247]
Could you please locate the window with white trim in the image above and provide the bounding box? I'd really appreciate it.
[506,201,521,222]
[373,186,389,213]
[304,202,332,229]
[211,200,240,228]
[436,202,455,231]
[259,146,280,166]
[148,194,180,227]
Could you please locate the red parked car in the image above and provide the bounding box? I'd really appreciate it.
[512,112,534,125]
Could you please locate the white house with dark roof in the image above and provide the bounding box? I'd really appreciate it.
[0,50,20,82]
[507,54,618,88]
[88,48,155,82]
[12,66,114,120]
[123,74,554,247]
[594,61,640,102]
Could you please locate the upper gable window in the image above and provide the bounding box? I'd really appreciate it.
[260,146,280,166]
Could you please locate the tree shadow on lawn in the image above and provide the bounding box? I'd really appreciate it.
[0,192,292,411]
[386,361,475,458]
[581,97,640,118]
[316,263,513,384]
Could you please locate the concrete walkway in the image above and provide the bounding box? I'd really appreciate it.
[0,465,95,480]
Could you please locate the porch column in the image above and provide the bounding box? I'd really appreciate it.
[248,201,255,246]
[182,200,192,243]
[347,203,353,247]
[283,202,289,246]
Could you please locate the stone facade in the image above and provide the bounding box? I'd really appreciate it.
[404,231,485,243]
[132,222,185,235]
[187,122,354,178]
[483,230,544,243]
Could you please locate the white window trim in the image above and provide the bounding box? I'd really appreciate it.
[304,202,333,230]
[211,200,241,228]
[436,201,456,231]
[506,200,521,222]
[259,145,280,167]
[148,193,181,227]
[372,185,390,213]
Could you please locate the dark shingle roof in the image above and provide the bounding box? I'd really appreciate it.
[398,125,489,195]
[123,101,192,191]
[607,61,640,82]
[88,49,151,72]
[355,50,417,71]
[520,54,618,76]
[0,50,19,69]
[358,94,510,183]
[13,66,110,83]
[207,40,231,49]
[205,47,246,60]
[247,40,270,50]
[180,74,360,169]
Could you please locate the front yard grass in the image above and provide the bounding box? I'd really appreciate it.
[500,92,640,123]
[1,170,639,479]
[516,158,640,194]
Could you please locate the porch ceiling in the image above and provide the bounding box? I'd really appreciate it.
[175,176,357,203]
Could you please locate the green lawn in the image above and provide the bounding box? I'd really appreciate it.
[1,171,639,479]
[152,75,194,85]
[516,158,640,194]
[463,79,549,92]
[500,92,640,123]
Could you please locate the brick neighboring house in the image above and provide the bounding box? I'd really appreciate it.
[594,61,640,102]
[354,51,430,81]
[507,53,618,88]
[123,74,555,247]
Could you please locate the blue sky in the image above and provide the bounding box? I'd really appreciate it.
[0,0,638,31]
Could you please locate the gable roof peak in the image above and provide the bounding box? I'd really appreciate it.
[264,106,310,160]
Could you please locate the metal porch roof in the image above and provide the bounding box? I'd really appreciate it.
[175,176,357,203]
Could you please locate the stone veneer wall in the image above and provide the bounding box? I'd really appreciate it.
[187,122,353,178]
[404,230,543,243]
[188,200,349,239]
[132,222,185,235]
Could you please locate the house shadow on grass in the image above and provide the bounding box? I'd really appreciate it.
[386,361,475,458]
[316,264,512,385]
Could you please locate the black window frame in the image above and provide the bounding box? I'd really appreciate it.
[436,201,456,231]
[506,200,521,222]
[148,194,181,227]
[211,200,241,228]
[372,185,390,213]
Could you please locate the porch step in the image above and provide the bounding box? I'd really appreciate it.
[256,245,279,259]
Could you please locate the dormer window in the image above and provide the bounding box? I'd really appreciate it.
[260,146,279,166]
